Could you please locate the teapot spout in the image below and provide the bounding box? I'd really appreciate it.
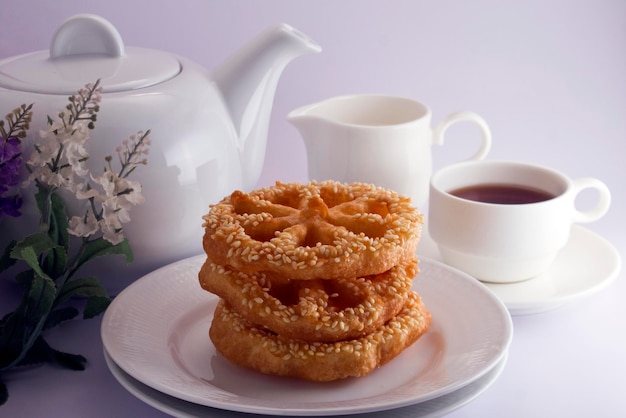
[212,24,321,189]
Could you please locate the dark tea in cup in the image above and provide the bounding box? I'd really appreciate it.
[449,183,555,204]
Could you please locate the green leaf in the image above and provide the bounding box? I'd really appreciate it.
[0,311,25,365]
[10,233,56,279]
[0,275,56,347]
[14,269,34,287]
[34,183,53,231]
[74,237,133,273]
[42,192,70,279]
[0,240,17,273]
[14,335,86,371]
[56,277,111,319]
[0,330,21,369]
[11,232,56,259]
[52,349,86,371]
[0,273,56,371]
[83,296,111,319]
[13,334,87,371]
[23,274,56,333]
[32,188,70,279]
[17,335,50,366]
[47,191,70,249]
[56,277,109,307]
[43,246,68,281]
[44,307,79,330]
[14,246,45,279]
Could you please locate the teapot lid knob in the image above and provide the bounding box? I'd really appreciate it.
[50,14,125,59]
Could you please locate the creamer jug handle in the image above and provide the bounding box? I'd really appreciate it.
[432,111,492,160]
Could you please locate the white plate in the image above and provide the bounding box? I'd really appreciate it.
[483,225,622,315]
[101,255,512,416]
[104,347,508,418]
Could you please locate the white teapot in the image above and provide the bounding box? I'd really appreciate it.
[0,14,320,290]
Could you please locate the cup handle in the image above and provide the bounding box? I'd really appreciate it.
[433,111,492,160]
[571,178,611,223]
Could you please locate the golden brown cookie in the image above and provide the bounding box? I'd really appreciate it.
[202,180,423,280]
[209,291,432,382]
[199,256,418,342]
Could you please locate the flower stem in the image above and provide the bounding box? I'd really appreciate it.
[36,182,55,233]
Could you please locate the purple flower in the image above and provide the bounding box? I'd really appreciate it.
[0,194,22,217]
[0,136,23,217]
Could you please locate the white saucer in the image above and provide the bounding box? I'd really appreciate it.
[483,225,621,315]
[103,347,508,418]
[101,255,512,416]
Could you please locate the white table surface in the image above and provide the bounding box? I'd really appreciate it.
[1,218,623,418]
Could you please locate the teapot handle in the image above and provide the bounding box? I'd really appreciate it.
[50,14,125,59]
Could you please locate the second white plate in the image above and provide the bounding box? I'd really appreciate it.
[101,255,512,416]
[104,348,509,418]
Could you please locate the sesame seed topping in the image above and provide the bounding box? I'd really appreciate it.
[202,180,422,280]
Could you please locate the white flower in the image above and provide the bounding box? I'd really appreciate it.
[68,211,99,238]
[98,215,124,245]
[101,196,129,225]
[26,137,59,169]
[87,171,145,244]
[25,119,92,194]
[75,183,100,201]
[92,172,115,197]
[64,140,89,178]
[67,121,90,143]
[39,119,65,139]
[116,177,144,206]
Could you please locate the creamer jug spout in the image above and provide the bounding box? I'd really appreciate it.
[287,97,353,186]
[212,24,321,190]
[286,101,329,145]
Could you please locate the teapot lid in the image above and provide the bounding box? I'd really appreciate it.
[0,14,180,94]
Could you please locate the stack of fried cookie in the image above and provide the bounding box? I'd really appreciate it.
[198,180,431,381]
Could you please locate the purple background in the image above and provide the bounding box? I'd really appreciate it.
[2,1,624,202]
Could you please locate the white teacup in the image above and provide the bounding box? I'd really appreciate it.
[428,160,611,283]
[288,95,492,207]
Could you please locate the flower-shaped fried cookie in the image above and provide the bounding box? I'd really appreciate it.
[202,181,422,279]
[209,291,432,381]
[199,256,418,342]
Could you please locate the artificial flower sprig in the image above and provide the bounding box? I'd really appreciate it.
[0,104,33,217]
[0,80,150,405]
